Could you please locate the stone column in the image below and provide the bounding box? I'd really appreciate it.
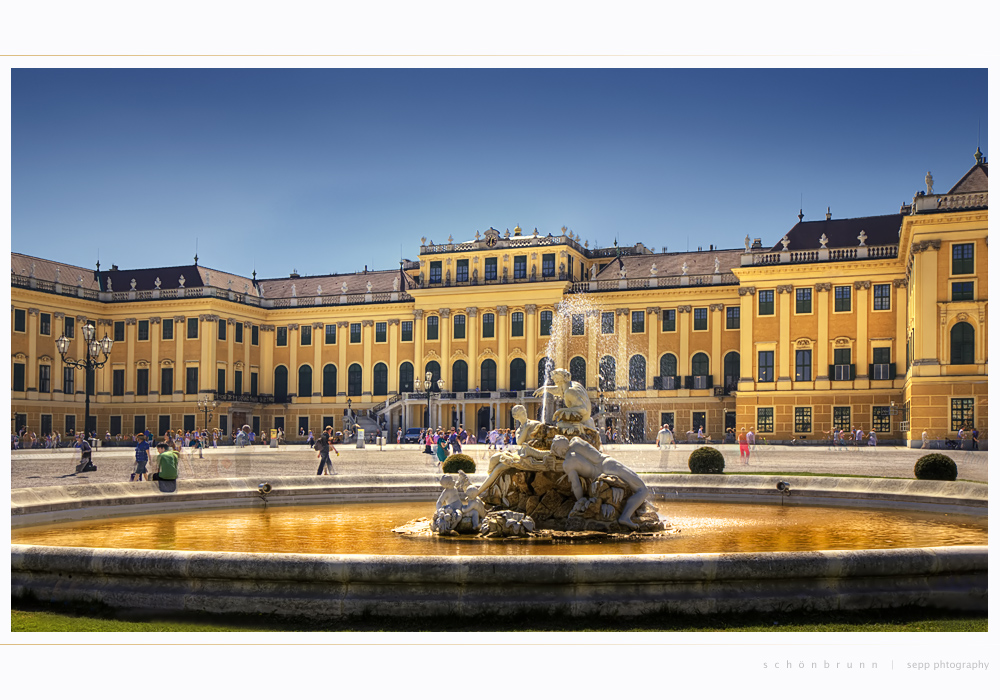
[893,279,907,385]
[53,313,66,398]
[388,320,399,393]
[646,308,660,389]
[243,322,252,394]
[709,304,724,383]
[524,305,537,388]
[738,288,755,390]
[465,308,478,389]
[438,308,451,385]
[312,322,324,401]
[26,308,38,394]
[149,317,161,395]
[854,280,871,389]
[776,286,792,390]
[677,306,692,391]
[337,321,349,396]
[227,318,237,395]
[260,325,275,394]
[814,284,831,390]
[174,316,186,399]
[362,320,374,396]
[616,308,629,389]
[413,310,425,378]
[910,240,940,369]
[497,306,508,389]
[200,314,219,393]
[586,309,599,390]
[287,322,299,399]
[125,318,137,400]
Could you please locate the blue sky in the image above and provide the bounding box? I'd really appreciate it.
[12,68,987,279]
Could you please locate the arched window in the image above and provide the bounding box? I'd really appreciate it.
[322,364,337,397]
[660,353,677,378]
[538,357,554,387]
[348,363,362,396]
[692,352,710,377]
[298,364,312,397]
[723,352,740,390]
[373,362,388,395]
[424,361,441,390]
[510,358,527,391]
[398,362,414,393]
[628,355,646,391]
[599,355,616,392]
[480,359,497,392]
[452,360,468,393]
[274,366,288,402]
[951,322,975,364]
[570,356,586,385]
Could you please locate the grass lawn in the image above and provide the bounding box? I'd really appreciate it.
[12,601,987,633]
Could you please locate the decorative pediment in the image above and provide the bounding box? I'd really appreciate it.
[478,348,499,362]
[794,338,812,348]
[39,354,53,362]
[423,350,441,362]
[160,359,174,366]
[13,352,27,361]
[136,360,150,368]
[833,336,852,347]
[449,350,470,363]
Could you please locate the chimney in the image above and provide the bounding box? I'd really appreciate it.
[825,207,832,221]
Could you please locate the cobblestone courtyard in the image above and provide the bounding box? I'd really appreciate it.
[9,442,989,489]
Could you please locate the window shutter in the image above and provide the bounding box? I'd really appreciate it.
[829,364,835,379]
[652,376,662,390]
[889,364,897,380]
[706,375,714,389]
[868,363,874,378]
[684,375,693,389]
[850,364,856,380]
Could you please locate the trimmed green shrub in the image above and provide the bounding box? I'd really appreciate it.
[914,453,958,481]
[688,446,725,474]
[442,453,476,474]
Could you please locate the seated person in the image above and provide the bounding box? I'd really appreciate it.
[152,442,179,481]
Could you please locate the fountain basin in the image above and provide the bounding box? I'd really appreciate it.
[10,475,988,619]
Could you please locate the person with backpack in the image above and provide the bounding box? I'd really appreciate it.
[314,427,339,475]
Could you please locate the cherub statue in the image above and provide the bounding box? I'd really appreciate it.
[457,486,487,532]
[431,473,464,533]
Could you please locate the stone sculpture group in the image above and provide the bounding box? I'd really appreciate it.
[427,367,665,537]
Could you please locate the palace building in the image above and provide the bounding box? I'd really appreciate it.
[11,153,988,446]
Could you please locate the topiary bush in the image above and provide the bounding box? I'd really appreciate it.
[442,453,476,474]
[688,446,725,474]
[914,453,958,481]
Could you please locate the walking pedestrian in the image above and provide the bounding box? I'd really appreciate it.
[131,433,150,481]
[738,427,750,465]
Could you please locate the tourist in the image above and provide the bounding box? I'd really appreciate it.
[921,429,928,449]
[131,433,150,481]
[435,429,450,466]
[746,428,755,458]
[152,442,178,481]
[458,425,468,445]
[867,429,878,449]
[957,425,965,449]
[448,428,463,454]
[738,427,750,465]
[655,423,674,449]
[306,429,315,447]
[972,427,979,450]
[315,429,339,475]
[73,434,95,473]
[397,427,403,444]
[697,425,704,442]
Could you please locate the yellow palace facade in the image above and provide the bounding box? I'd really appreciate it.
[11,154,988,446]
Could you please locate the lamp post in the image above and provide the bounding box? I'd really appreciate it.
[197,395,217,459]
[346,397,353,438]
[55,322,114,447]
[422,371,445,430]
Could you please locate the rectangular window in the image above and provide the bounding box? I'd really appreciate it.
[456,259,469,283]
[834,286,851,312]
[235,323,243,343]
[350,323,362,343]
[511,312,524,337]
[13,309,26,332]
[950,398,974,432]
[301,325,311,346]
[186,367,198,395]
[234,370,243,395]
[952,243,974,275]
[631,310,645,333]
[65,414,76,435]
[133,415,145,435]
[112,368,125,396]
[216,319,225,341]
[482,313,495,338]
[758,290,774,315]
[325,324,337,344]
[162,318,174,340]
[40,313,51,335]
[106,415,120,437]
[183,415,196,433]
[429,261,442,284]
[795,288,812,314]
[872,406,891,433]
[795,349,812,381]
[662,309,676,332]
[873,283,891,310]
[758,351,774,382]
[952,281,974,301]
[514,255,527,279]
[540,310,552,336]
[250,372,258,396]
[187,317,199,339]
[39,365,51,393]
[136,368,149,396]
[571,314,584,335]
[485,257,497,281]
[693,308,708,331]
[63,367,75,394]
[401,321,413,342]
[376,322,387,342]
[426,317,439,340]
[64,316,75,338]
[138,320,149,341]
[726,307,740,329]
[601,312,614,334]
[794,407,812,433]
[114,321,126,342]
[161,367,173,395]
[453,316,465,340]
[217,368,226,393]
[542,253,555,277]
[251,325,259,345]
[757,407,774,433]
[833,348,853,381]
[833,407,851,431]
[276,327,287,346]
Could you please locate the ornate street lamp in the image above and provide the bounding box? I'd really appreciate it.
[197,395,217,459]
[422,371,445,430]
[55,323,114,445]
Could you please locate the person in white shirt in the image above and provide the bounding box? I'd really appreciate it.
[655,423,674,448]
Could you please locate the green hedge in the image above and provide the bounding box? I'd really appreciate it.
[688,446,725,474]
[914,453,957,481]
[442,453,476,474]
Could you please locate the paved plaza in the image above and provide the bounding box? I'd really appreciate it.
[9,441,988,490]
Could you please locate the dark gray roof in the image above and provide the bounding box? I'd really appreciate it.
[770,214,903,252]
[593,249,742,279]
[256,268,413,298]
[10,253,100,290]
